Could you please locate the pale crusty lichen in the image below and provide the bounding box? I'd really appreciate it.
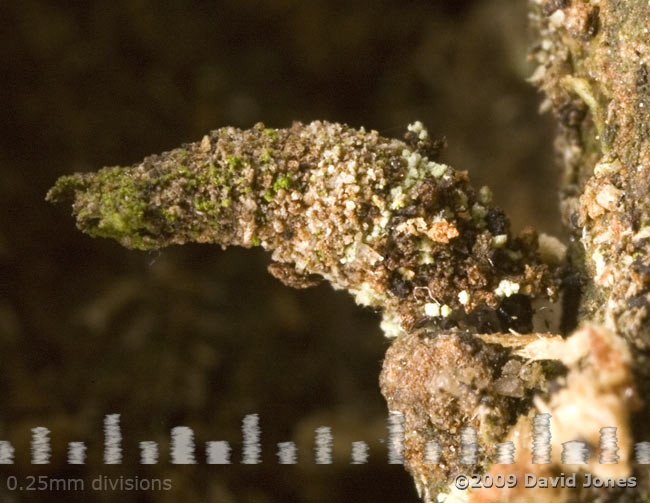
[530,0,650,350]
[47,120,558,340]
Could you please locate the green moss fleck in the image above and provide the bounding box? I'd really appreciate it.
[194,197,217,213]
[263,128,278,142]
[163,208,178,223]
[227,155,243,171]
[273,174,291,192]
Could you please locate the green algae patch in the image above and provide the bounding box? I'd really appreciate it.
[46,173,92,204]
[272,174,291,192]
[47,167,157,250]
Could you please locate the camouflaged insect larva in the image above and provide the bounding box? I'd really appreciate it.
[47,120,560,339]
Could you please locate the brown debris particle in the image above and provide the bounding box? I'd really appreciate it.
[380,331,546,500]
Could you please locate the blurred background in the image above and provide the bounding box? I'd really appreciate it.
[0,0,560,501]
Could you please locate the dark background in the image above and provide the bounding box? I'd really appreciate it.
[0,1,559,501]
